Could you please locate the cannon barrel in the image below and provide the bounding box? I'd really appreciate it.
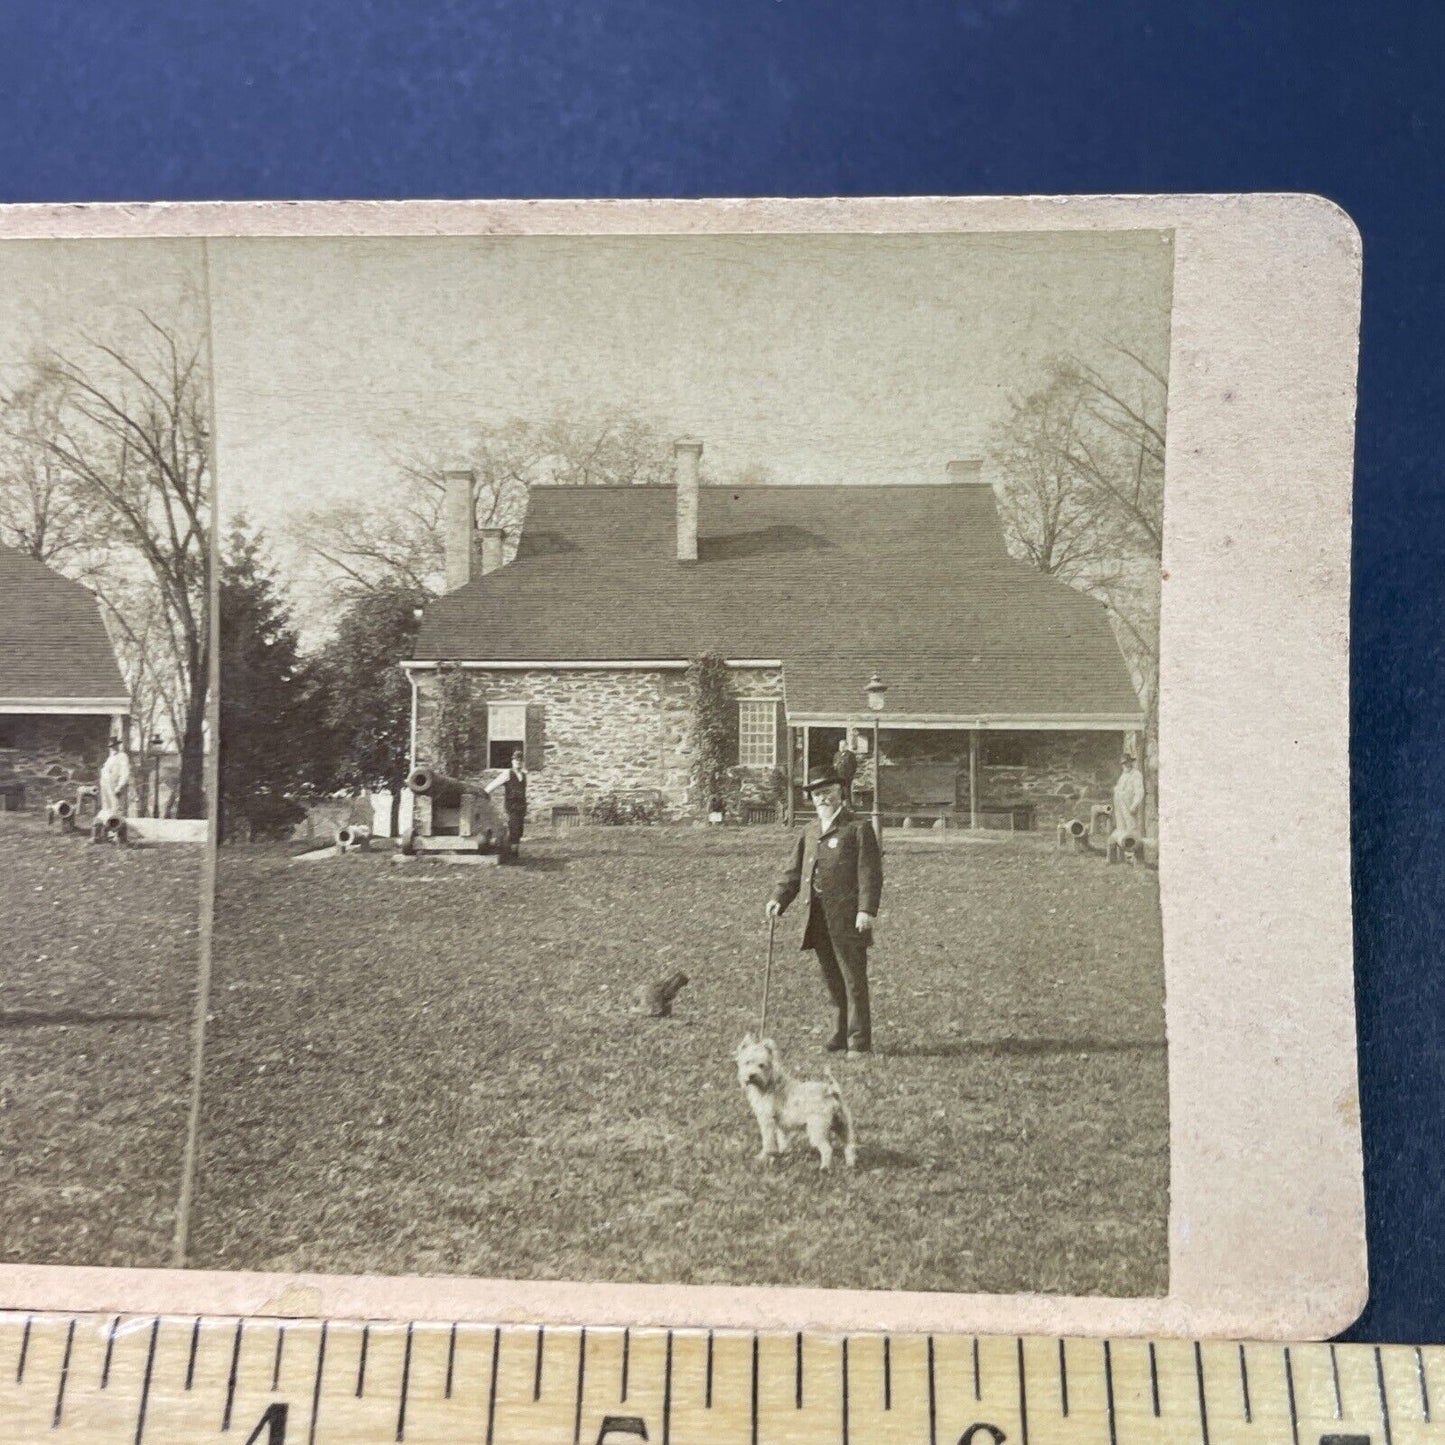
[407,767,465,808]
[335,824,373,852]
[1066,818,1088,839]
[54,799,75,820]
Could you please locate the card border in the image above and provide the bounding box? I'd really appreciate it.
[0,194,1365,1339]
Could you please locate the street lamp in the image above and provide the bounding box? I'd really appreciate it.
[865,672,887,844]
[148,733,164,818]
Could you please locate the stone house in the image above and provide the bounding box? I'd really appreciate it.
[405,441,1145,830]
[0,545,130,812]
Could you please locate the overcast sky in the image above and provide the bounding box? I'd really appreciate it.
[0,229,1173,590]
[205,229,1173,528]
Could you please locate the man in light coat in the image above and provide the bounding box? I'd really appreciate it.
[99,736,132,818]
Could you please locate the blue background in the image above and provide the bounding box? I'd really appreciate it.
[2,0,1440,1342]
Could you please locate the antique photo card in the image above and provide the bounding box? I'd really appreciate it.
[0,196,1362,1340]
[0,238,212,1270]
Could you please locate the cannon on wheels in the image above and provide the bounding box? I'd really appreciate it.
[90,810,129,846]
[1055,816,1094,852]
[1108,828,1141,865]
[403,767,506,864]
[334,823,372,854]
[46,798,77,831]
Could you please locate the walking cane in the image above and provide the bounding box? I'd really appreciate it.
[759,914,776,1037]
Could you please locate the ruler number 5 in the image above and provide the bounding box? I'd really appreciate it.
[959,1427,1006,1444]
[241,1402,289,1445]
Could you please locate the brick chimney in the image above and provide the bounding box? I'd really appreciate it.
[443,469,477,591]
[480,526,505,576]
[945,458,985,484]
[674,437,703,563]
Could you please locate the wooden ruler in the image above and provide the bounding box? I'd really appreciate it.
[0,1313,1436,1445]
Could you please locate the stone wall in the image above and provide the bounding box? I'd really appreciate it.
[875,728,1127,830]
[0,713,112,812]
[413,665,785,817]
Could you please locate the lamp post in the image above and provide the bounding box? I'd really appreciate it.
[148,733,164,818]
[865,671,887,845]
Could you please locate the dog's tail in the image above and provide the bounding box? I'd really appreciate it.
[824,1069,858,1168]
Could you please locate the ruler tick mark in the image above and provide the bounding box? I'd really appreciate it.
[841,1337,850,1445]
[883,1335,891,1411]
[1194,1340,1210,1445]
[663,1330,674,1445]
[17,1315,31,1383]
[1149,1340,1160,1417]
[133,1317,160,1445]
[186,1317,201,1390]
[1103,1340,1118,1445]
[1284,1345,1300,1445]
[1419,1345,1432,1421]
[750,1334,760,1445]
[572,1328,587,1445]
[397,1322,414,1442]
[272,1325,286,1392]
[1330,1342,1344,1418]
[621,1326,629,1402]
[224,1319,245,1430]
[705,1330,713,1409]
[1016,1338,1030,1445]
[308,1323,327,1445]
[927,1336,937,1445]
[1376,1345,1394,1445]
[534,1327,545,1401]
[972,1335,981,1400]
[796,1332,804,1408]
[446,1323,456,1400]
[357,1323,370,1398]
[1059,1338,1069,1416]
[485,1327,500,1445]
[101,1315,119,1389]
[52,1317,76,1429]
[1237,1343,1251,1423]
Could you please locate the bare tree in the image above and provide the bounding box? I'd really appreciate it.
[293,411,676,601]
[991,346,1166,792]
[0,368,112,576]
[31,311,212,818]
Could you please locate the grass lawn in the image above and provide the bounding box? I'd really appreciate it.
[0,814,202,1267]
[190,826,1166,1297]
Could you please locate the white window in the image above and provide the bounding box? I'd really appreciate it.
[737,700,777,767]
[487,702,527,769]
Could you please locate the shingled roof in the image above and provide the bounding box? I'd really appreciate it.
[0,546,129,706]
[413,484,1143,724]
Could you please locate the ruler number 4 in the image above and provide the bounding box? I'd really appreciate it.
[241,1402,289,1445]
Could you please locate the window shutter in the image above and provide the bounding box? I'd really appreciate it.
[525,703,545,771]
[773,700,786,772]
[476,697,489,772]
[729,698,743,766]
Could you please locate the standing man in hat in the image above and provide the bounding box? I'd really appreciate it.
[99,735,131,818]
[765,763,883,1054]
[1112,748,1145,840]
[484,748,528,860]
[832,731,858,806]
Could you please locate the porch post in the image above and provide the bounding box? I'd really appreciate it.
[784,723,795,826]
[969,729,980,830]
[801,726,810,802]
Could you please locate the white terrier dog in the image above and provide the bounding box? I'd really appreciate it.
[734,1034,857,1170]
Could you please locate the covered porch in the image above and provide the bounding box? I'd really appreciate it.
[784,716,1141,832]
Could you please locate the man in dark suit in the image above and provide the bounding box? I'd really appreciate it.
[484,748,528,860]
[766,764,883,1054]
[833,733,858,805]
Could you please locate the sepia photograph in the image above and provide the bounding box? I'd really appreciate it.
[0,197,1362,1339]
[190,228,1171,1298]
[0,239,211,1267]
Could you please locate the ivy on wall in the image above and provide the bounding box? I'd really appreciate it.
[687,652,733,810]
[434,663,479,776]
